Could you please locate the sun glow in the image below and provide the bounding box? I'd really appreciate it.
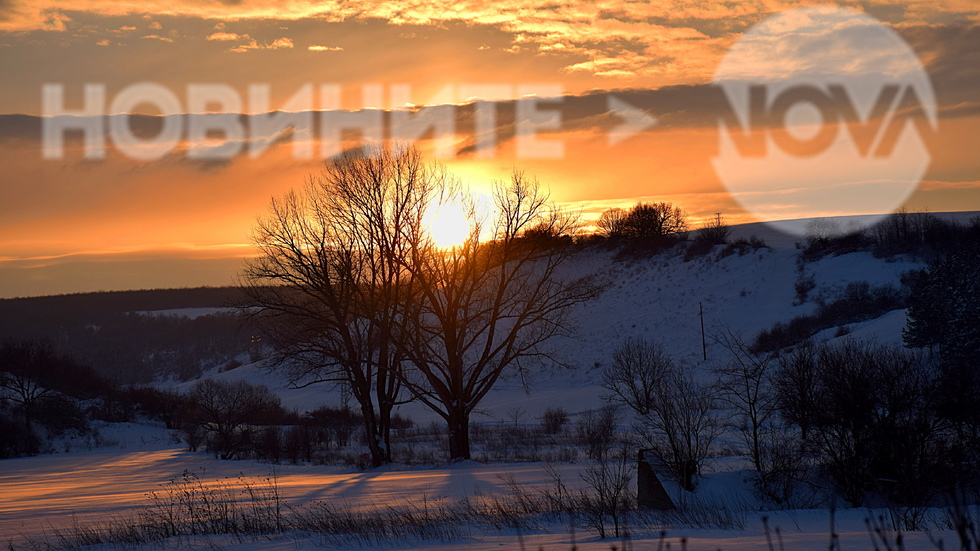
[425,201,471,249]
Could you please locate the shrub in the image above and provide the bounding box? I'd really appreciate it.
[716,236,768,259]
[684,215,731,261]
[540,407,569,434]
[577,406,621,461]
[752,281,904,353]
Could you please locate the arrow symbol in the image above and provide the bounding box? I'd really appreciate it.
[607,96,657,146]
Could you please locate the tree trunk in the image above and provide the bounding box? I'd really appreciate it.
[359,401,386,468]
[447,410,471,461]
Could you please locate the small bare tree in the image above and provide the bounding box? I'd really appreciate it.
[577,445,635,538]
[601,337,674,415]
[713,330,806,503]
[712,330,779,474]
[0,339,56,434]
[596,207,628,238]
[603,337,719,491]
[636,366,720,491]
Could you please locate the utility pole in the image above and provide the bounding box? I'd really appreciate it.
[699,302,707,361]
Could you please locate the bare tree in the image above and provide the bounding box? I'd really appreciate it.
[188,379,281,459]
[637,367,720,492]
[620,202,687,241]
[596,207,628,238]
[601,337,674,416]
[774,340,948,508]
[695,214,731,245]
[577,445,635,538]
[0,339,56,433]
[713,331,807,503]
[242,147,443,467]
[396,172,603,460]
[602,337,718,490]
[712,330,779,474]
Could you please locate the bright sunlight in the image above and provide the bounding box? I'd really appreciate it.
[425,201,472,248]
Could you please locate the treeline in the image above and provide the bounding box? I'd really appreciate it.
[131,380,412,465]
[0,339,122,457]
[801,209,980,261]
[0,342,401,463]
[0,287,256,383]
[602,335,979,526]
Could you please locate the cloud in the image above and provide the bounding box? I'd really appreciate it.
[229,38,258,52]
[148,21,162,29]
[207,31,242,41]
[141,34,172,42]
[229,35,293,52]
[95,38,110,46]
[1,0,974,91]
[308,44,342,52]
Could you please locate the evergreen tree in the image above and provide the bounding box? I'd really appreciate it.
[904,243,980,363]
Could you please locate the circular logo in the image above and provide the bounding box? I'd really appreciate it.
[712,6,937,236]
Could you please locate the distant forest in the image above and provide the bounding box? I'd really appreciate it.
[0,287,256,383]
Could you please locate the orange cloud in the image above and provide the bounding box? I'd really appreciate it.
[206,31,242,41]
[3,0,971,89]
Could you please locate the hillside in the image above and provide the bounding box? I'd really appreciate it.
[182,232,922,424]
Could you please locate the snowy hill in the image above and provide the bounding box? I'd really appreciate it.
[171,225,924,425]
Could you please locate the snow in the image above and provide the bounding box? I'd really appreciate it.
[0,437,957,550]
[1,219,958,550]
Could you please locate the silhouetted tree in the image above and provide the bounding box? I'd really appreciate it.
[712,331,778,474]
[601,337,673,416]
[187,379,282,459]
[905,243,980,364]
[603,337,719,491]
[596,208,628,238]
[242,147,440,466]
[619,202,687,241]
[774,340,948,508]
[398,172,602,460]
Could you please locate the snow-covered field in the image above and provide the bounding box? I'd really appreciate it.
[0,426,957,550]
[0,224,960,550]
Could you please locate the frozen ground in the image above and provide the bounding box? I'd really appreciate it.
[0,220,955,549]
[0,424,957,550]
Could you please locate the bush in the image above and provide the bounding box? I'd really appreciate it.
[577,406,622,461]
[0,408,38,458]
[125,386,191,429]
[684,216,731,261]
[540,407,569,434]
[716,236,768,259]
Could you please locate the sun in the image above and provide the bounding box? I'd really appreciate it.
[425,201,471,249]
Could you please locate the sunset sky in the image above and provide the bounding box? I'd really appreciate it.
[0,0,978,297]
